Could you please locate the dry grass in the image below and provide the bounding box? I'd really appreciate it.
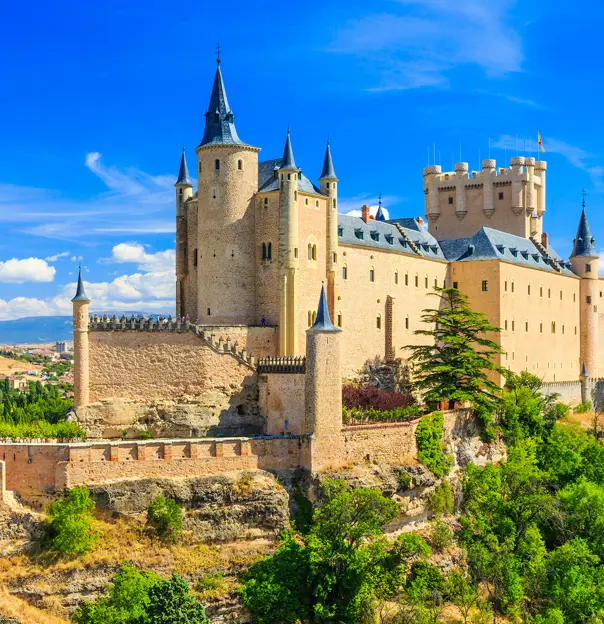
[0,354,43,375]
[0,584,68,624]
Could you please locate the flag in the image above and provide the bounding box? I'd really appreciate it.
[538,131,545,153]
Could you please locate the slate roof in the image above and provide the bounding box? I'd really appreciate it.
[439,227,575,275]
[337,214,447,260]
[199,63,246,147]
[281,131,297,170]
[571,209,597,258]
[309,284,339,332]
[176,149,192,186]
[257,159,321,194]
[72,267,90,303]
[319,142,337,179]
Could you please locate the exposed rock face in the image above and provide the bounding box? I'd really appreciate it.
[88,470,290,542]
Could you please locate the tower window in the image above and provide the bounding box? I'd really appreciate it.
[525,321,528,332]
[298,172,302,180]
[552,322,556,334]
[338,226,343,237]
[287,173,291,180]
[193,248,198,268]
[498,192,504,200]
[308,311,312,327]
[214,159,220,171]
[326,182,330,189]
[262,243,267,260]
[305,198,309,205]
[333,198,336,209]
[207,308,211,316]
[264,197,268,206]
[214,112,220,123]
[395,271,399,285]
[333,253,337,263]
[342,264,347,280]
[312,245,317,260]
[237,159,243,170]
[587,296,592,304]
[337,313,342,328]
[548,288,551,298]
[294,248,298,259]
[370,268,375,282]
[308,245,312,260]
[448,196,453,205]
[425,276,428,288]
[415,275,419,288]
[179,188,183,196]
[586,263,592,272]
[405,273,409,286]
[376,314,381,329]
[482,280,488,292]
[294,191,297,200]
[540,322,543,333]
[573,292,576,302]
[316,200,319,207]
[453,281,458,289]
[512,320,515,331]
[505,319,508,330]
[511,282,514,293]
[199,162,201,172]
[405,316,409,329]
[540,286,543,297]
[560,290,563,300]
[528,284,531,295]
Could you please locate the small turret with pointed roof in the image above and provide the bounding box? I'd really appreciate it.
[571,201,597,258]
[199,57,245,147]
[280,129,298,171]
[319,140,337,180]
[375,193,386,221]
[309,284,340,332]
[72,266,90,303]
[175,146,193,187]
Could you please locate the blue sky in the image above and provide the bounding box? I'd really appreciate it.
[0,0,603,319]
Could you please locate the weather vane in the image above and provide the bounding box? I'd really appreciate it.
[378,192,382,208]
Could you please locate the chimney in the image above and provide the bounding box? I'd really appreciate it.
[361,205,370,223]
[541,232,549,249]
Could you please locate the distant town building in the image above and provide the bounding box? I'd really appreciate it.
[55,341,66,354]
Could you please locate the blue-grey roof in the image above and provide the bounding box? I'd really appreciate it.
[375,205,386,221]
[281,131,297,170]
[257,159,321,194]
[175,149,192,186]
[439,227,575,275]
[388,218,422,232]
[319,141,337,179]
[571,209,597,258]
[309,284,339,332]
[72,267,90,303]
[337,214,447,260]
[582,362,588,377]
[199,62,245,147]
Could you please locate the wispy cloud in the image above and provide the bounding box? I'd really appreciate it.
[330,0,522,90]
[45,251,70,262]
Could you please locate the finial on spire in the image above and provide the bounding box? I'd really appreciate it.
[215,42,221,64]
[378,192,382,208]
[375,192,386,221]
[581,188,587,208]
[72,265,90,303]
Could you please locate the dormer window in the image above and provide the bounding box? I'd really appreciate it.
[400,239,408,248]
[430,245,438,254]
[338,226,343,237]
[532,254,540,262]
[510,248,518,257]
[496,245,505,254]
[370,231,379,241]
[521,251,529,259]
[355,229,364,240]
[385,234,394,244]
[297,172,302,180]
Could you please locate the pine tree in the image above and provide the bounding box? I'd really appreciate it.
[405,287,504,412]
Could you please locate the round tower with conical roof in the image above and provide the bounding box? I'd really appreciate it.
[72,267,90,409]
[570,201,599,378]
[318,140,338,321]
[279,130,300,355]
[195,58,260,325]
[175,147,193,318]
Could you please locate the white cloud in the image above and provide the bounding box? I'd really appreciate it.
[108,242,175,272]
[45,251,70,262]
[0,258,56,283]
[330,0,522,90]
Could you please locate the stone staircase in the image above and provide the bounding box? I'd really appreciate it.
[530,236,562,272]
[393,223,422,255]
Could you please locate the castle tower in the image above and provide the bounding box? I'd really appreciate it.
[195,58,260,325]
[570,203,599,378]
[318,140,339,320]
[72,267,90,409]
[279,130,300,355]
[304,285,343,471]
[175,147,193,318]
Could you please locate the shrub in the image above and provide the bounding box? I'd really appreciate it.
[0,420,85,440]
[574,401,592,414]
[146,495,183,542]
[429,519,453,552]
[47,487,97,555]
[415,411,453,477]
[146,574,209,623]
[397,471,412,491]
[138,430,152,440]
[429,482,454,517]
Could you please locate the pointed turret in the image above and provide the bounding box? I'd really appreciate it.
[281,130,297,170]
[582,362,588,378]
[175,147,193,187]
[199,60,244,147]
[319,140,337,180]
[309,284,339,332]
[72,266,90,303]
[571,208,597,258]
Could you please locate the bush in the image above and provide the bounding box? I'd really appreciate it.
[0,420,85,440]
[415,411,453,477]
[397,471,412,491]
[146,574,209,623]
[429,482,454,517]
[47,487,97,555]
[342,385,414,411]
[146,495,183,542]
[574,401,592,414]
[138,430,152,440]
[429,519,453,552]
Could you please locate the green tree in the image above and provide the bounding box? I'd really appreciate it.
[146,495,183,542]
[145,574,209,623]
[415,411,453,478]
[47,487,97,555]
[446,569,478,624]
[405,287,504,424]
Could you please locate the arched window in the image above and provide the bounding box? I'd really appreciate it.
[237,159,243,170]
[267,243,272,260]
[262,243,267,260]
[405,272,409,286]
[214,112,220,123]
[552,321,556,334]
[333,252,337,263]
[214,159,220,171]
[342,264,348,280]
[376,314,382,329]
[369,267,375,282]
[305,198,309,205]
[424,275,428,288]
[308,311,312,327]
[312,245,317,261]
[415,275,419,288]
[312,311,317,324]
[333,198,336,209]
[308,244,312,260]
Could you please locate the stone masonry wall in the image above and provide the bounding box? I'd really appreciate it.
[82,330,263,438]
[258,372,306,436]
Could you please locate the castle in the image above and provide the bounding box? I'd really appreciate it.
[0,58,602,507]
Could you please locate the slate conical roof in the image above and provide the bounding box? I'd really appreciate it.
[582,362,589,378]
[319,141,337,179]
[280,130,298,170]
[175,148,193,186]
[71,266,90,303]
[571,209,597,257]
[309,284,339,332]
[375,205,386,221]
[199,61,244,147]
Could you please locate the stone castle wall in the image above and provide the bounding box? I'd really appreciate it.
[80,327,278,438]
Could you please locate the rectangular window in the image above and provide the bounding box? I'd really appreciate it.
[370,269,375,282]
[498,192,504,200]
[338,227,343,236]
[512,320,515,331]
[342,266,347,280]
[505,281,507,292]
[587,296,592,304]
[395,273,399,285]
[425,276,428,288]
[405,317,409,329]
[207,308,211,316]
[453,281,459,289]
[448,196,454,205]
[294,248,298,258]
[586,263,592,272]
[525,321,528,332]
[482,280,488,292]
[415,275,419,288]
[405,273,409,286]
[511,282,514,293]
[376,316,381,329]
[505,319,508,330]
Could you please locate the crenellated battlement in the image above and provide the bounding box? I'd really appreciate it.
[257,356,306,374]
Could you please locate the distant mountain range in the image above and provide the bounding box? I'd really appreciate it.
[0,312,163,345]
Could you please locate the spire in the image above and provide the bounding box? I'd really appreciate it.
[375,193,386,221]
[175,147,193,186]
[280,129,297,170]
[71,266,90,303]
[571,205,597,258]
[582,362,589,378]
[199,60,244,147]
[319,140,337,179]
[309,284,339,332]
